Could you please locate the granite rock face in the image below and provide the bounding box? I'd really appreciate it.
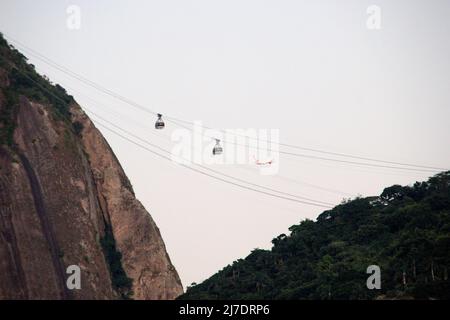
[0,38,183,300]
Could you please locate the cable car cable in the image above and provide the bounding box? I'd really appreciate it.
[94,121,332,208]
[10,65,334,207]
[5,36,448,173]
[86,109,335,206]
[167,118,441,174]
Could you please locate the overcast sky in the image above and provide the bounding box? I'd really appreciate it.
[1,0,449,288]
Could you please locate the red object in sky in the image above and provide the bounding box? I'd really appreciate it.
[254,155,274,166]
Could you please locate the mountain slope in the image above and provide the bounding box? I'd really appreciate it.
[180,172,450,300]
[0,33,183,299]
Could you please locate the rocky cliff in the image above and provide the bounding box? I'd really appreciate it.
[0,34,183,299]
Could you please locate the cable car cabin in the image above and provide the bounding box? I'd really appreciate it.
[155,113,165,129]
[213,145,223,155]
[212,139,223,155]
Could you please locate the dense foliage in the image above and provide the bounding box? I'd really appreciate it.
[100,225,134,299]
[180,172,450,300]
[0,33,74,146]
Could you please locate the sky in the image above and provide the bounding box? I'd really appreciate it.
[1,0,449,289]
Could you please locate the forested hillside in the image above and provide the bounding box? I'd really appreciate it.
[180,172,450,299]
